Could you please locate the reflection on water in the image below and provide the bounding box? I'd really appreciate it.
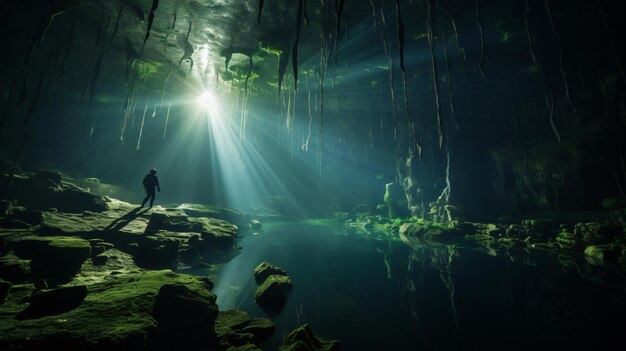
[208,221,626,350]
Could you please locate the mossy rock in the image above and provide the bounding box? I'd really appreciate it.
[216,309,275,347]
[0,252,31,282]
[0,270,215,350]
[17,285,88,319]
[555,230,580,249]
[0,279,11,304]
[584,244,622,266]
[254,261,287,284]
[254,275,293,312]
[278,324,340,351]
[11,236,91,281]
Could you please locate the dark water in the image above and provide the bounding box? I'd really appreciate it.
[210,222,626,350]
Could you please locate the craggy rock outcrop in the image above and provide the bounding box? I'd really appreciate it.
[279,324,340,351]
[253,262,292,312]
[145,211,238,249]
[3,171,108,213]
[216,309,275,348]
[0,252,31,282]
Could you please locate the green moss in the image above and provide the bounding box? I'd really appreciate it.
[0,270,214,348]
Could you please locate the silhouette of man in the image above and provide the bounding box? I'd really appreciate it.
[140,168,160,208]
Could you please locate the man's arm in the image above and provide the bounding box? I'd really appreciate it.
[156,178,161,192]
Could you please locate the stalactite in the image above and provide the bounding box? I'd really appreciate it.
[438,3,464,62]
[395,0,421,156]
[596,1,626,88]
[546,90,561,143]
[438,3,455,121]
[427,0,444,149]
[277,43,290,96]
[141,0,159,56]
[334,0,345,63]
[303,0,310,28]
[58,12,77,79]
[164,12,177,51]
[92,12,106,59]
[179,21,194,73]
[136,104,148,150]
[121,69,137,142]
[292,0,305,92]
[370,0,378,30]
[25,48,54,126]
[258,0,264,26]
[2,0,18,31]
[475,0,486,80]
[318,34,328,176]
[110,5,124,43]
[524,0,539,70]
[244,56,254,93]
[0,75,18,130]
[163,102,171,138]
[17,74,28,106]
[157,62,172,116]
[544,0,576,113]
[89,114,98,141]
[87,50,104,104]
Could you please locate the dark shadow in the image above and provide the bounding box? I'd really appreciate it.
[104,207,147,231]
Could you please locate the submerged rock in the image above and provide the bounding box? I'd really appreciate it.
[584,244,622,266]
[254,274,293,312]
[254,261,287,284]
[279,324,340,351]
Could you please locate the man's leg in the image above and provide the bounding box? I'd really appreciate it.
[141,193,150,207]
[149,191,156,208]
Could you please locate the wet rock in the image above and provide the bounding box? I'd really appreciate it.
[0,252,31,282]
[145,212,237,249]
[584,244,622,266]
[180,246,199,265]
[254,261,287,284]
[17,285,88,319]
[5,210,44,225]
[216,309,275,347]
[0,279,11,304]
[92,253,108,266]
[33,278,48,291]
[556,230,580,249]
[574,222,622,244]
[11,235,91,281]
[133,234,180,268]
[278,324,340,351]
[153,283,219,348]
[0,270,212,349]
[0,200,12,215]
[254,275,293,311]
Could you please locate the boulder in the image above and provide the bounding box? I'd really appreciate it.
[17,285,88,319]
[152,283,219,348]
[132,234,180,268]
[254,261,288,284]
[11,236,91,281]
[556,230,580,249]
[279,324,340,351]
[216,309,275,347]
[0,279,10,304]
[584,244,621,266]
[249,219,262,231]
[145,212,237,249]
[574,222,622,244]
[254,275,293,311]
[0,252,31,282]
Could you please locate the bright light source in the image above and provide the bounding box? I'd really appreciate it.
[197,91,216,109]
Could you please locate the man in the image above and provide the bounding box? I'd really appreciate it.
[140,168,160,208]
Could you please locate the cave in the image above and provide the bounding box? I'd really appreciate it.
[1,0,625,349]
